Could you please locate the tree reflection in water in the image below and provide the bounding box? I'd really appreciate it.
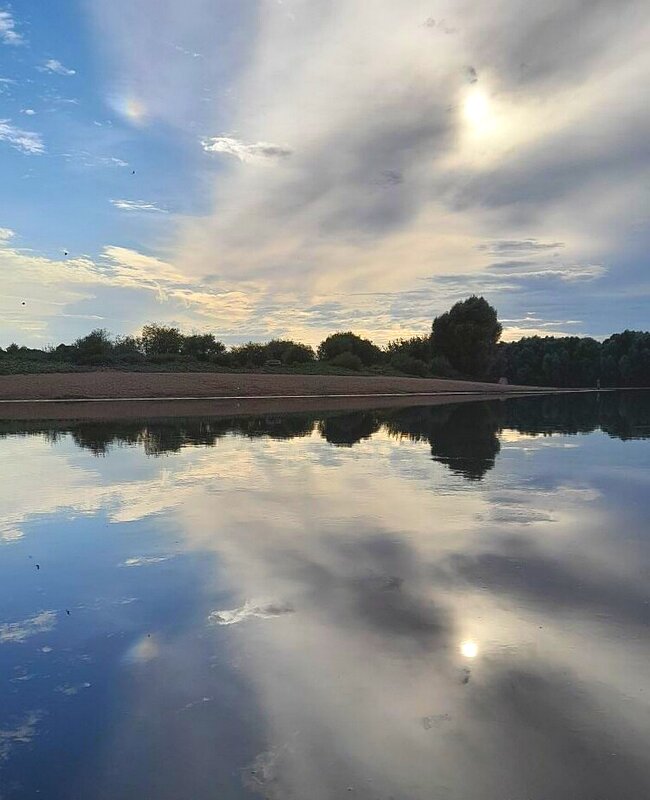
[0,391,648,479]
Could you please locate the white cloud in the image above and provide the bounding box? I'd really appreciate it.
[0,9,23,45]
[0,226,14,241]
[201,136,292,162]
[0,713,41,762]
[40,59,76,76]
[208,601,294,626]
[0,610,57,644]
[121,556,171,567]
[110,199,168,213]
[21,108,36,115]
[0,120,44,154]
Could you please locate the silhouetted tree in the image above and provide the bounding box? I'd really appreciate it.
[141,324,184,356]
[431,296,502,378]
[317,332,384,366]
[181,333,226,361]
[72,329,114,363]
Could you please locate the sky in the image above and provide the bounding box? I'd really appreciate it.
[0,0,648,348]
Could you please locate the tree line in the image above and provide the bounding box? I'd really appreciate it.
[1,296,649,386]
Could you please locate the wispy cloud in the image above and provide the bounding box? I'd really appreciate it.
[0,610,57,644]
[0,120,45,154]
[121,555,171,567]
[201,136,292,162]
[39,59,76,76]
[0,712,42,762]
[478,239,565,257]
[110,199,167,213]
[208,601,294,626]
[0,9,23,45]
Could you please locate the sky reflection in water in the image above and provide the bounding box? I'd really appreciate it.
[0,392,649,799]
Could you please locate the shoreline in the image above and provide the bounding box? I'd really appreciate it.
[0,370,606,421]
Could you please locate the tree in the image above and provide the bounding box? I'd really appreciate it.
[73,329,114,361]
[431,296,502,378]
[264,339,315,364]
[140,324,184,356]
[386,335,432,376]
[317,332,383,366]
[181,333,226,361]
[386,335,432,363]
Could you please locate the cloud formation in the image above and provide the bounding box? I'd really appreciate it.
[110,199,168,213]
[40,59,76,76]
[201,136,292,162]
[0,120,45,154]
[2,0,650,345]
[0,8,22,45]
[0,610,57,643]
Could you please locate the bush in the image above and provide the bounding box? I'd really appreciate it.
[282,343,315,364]
[390,353,429,377]
[329,351,363,371]
[318,332,383,366]
[430,355,456,378]
[230,342,267,367]
[386,335,432,363]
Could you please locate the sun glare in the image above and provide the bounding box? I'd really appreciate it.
[460,640,479,659]
[463,89,491,128]
[111,94,148,126]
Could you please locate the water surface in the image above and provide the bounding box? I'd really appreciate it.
[1,392,649,799]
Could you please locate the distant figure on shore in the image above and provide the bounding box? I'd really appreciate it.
[499,376,508,385]
[597,378,601,390]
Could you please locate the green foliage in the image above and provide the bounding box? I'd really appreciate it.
[386,335,432,362]
[430,355,457,378]
[181,333,226,361]
[264,339,315,364]
[389,353,429,377]
[329,351,363,371]
[140,324,184,356]
[431,296,502,378]
[229,342,267,367]
[282,342,315,364]
[497,332,650,388]
[318,332,383,365]
[72,329,114,362]
[600,331,650,387]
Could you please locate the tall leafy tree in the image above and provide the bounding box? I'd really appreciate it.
[431,296,502,378]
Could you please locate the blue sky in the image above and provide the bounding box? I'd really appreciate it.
[0,0,648,348]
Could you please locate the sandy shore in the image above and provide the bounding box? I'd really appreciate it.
[0,371,550,421]
[0,371,539,401]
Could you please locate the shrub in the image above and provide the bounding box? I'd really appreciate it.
[390,353,429,377]
[230,342,267,367]
[329,351,363,371]
[386,335,432,363]
[317,332,383,366]
[282,343,315,364]
[430,355,456,378]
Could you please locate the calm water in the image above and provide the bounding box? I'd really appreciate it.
[1,392,649,799]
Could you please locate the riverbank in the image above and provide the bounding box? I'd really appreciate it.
[0,371,541,402]
[0,371,558,421]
